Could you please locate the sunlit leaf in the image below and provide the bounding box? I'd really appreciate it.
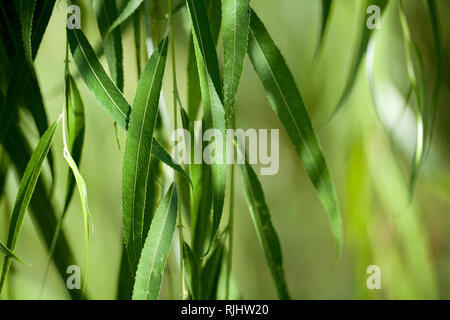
[132,183,178,300]
[248,8,342,256]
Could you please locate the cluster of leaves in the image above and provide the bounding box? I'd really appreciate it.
[0,0,441,300]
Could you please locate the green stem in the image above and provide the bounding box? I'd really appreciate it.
[226,116,236,299]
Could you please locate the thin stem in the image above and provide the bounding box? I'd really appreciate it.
[168,0,185,299]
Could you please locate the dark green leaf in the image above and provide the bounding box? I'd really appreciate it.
[222,0,250,125]
[248,8,342,256]
[0,118,58,293]
[106,0,144,39]
[240,162,290,299]
[132,183,178,300]
[19,0,36,65]
[123,37,168,273]
[201,240,224,299]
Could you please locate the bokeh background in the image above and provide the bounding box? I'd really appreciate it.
[1,0,449,299]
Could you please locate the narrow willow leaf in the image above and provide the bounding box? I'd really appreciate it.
[68,28,130,130]
[240,162,290,299]
[67,28,187,182]
[123,37,168,273]
[117,246,133,299]
[132,184,178,300]
[204,0,222,45]
[19,0,36,65]
[0,118,58,293]
[105,0,144,39]
[190,28,227,255]
[63,74,85,214]
[186,0,222,98]
[201,240,224,299]
[0,241,27,265]
[93,0,124,91]
[314,0,333,60]
[0,92,82,299]
[0,0,55,143]
[330,0,388,119]
[183,242,201,299]
[222,0,250,125]
[248,8,342,255]
[187,36,202,120]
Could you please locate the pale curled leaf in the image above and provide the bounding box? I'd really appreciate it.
[132,184,178,300]
[248,8,342,256]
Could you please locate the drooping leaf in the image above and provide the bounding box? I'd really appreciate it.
[183,242,201,299]
[68,28,130,130]
[132,183,178,300]
[330,0,388,119]
[67,28,188,181]
[19,0,36,65]
[240,162,290,299]
[123,37,168,273]
[93,0,124,91]
[189,22,227,255]
[248,8,342,255]
[186,0,223,99]
[1,94,82,300]
[222,0,250,125]
[186,36,202,120]
[0,118,59,293]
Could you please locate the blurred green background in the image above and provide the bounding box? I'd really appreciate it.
[1,0,449,299]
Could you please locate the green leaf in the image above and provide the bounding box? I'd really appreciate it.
[239,162,290,299]
[247,8,342,256]
[222,0,250,125]
[105,0,144,39]
[133,7,142,76]
[68,28,130,130]
[183,242,201,299]
[186,0,223,99]
[186,36,202,120]
[132,183,178,300]
[19,0,36,65]
[63,74,86,214]
[93,0,124,91]
[190,21,227,255]
[123,37,169,273]
[0,118,59,293]
[67,28,189,182]
[330,0,388,119]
